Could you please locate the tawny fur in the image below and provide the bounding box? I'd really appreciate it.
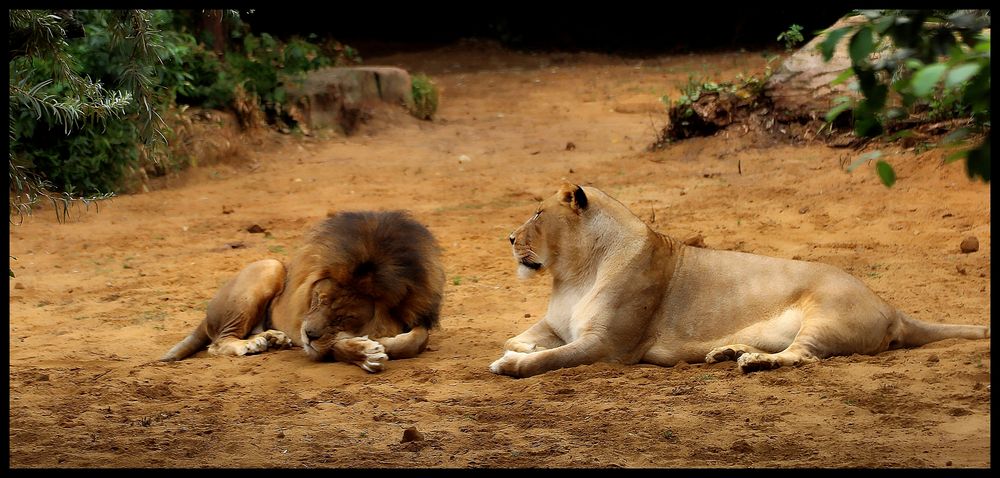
[490,182,989,378]
[161,211,445,373]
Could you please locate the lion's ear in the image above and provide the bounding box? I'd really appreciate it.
[557,182,588,212]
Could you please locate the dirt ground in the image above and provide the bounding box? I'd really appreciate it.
[8,41,991,468]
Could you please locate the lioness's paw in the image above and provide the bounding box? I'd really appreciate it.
[705,347,744,364]
[736,353,781,373]
[506,342,540,353]
[489,350,526,376]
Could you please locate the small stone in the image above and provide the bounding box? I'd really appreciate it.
[14,283,24,290]
[524,313,531,318]
[799,206,810,214]
[927,354,940,363]
[222,206,234,215]
[276,430,285,438]
[565,142,576,151]
[960,236,979,253]
[458,155,471,164]
[247,224,266,234]
[731,440,753,454]
[956,265,967,275]
[946,461,952,467]
[401,426,424,443]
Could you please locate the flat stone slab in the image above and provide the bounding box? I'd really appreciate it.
[764,16,865,122]
[285,66,415,134]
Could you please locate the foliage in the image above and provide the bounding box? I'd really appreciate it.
[410,74,439,120]
[777,24,805,51]
[10,9,359,218]
[660,72,768,117]
[816,9,990,186]
[9,9,159,222]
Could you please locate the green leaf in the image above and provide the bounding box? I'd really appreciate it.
[941,127,970,145]
[875,160,896,187]
[831,68,854,86]
[910,64,947,97]
[872,15,895,34]
[819,27,853,61]
[825,102,853,122]
[847,150,882,172]
[885,129,913,141]
[944,150,967,164]
[944,63,981,90]
[848,27,875,65]
[965,139,990,182]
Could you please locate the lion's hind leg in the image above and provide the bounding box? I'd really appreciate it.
[202,259,287,358]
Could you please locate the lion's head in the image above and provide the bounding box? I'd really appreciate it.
[509,182,590,279]
[300,277,376,360]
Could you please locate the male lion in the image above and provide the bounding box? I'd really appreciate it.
[490,183,989,378]
[161,211,445,372]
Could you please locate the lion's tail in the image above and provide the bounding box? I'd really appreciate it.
[159,318,211,362]
[896,311,989,348]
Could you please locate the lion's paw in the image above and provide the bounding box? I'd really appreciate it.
[736,353,781,373]
[262,330,292,348]
[705,346,744,364]
[238,336,270,356]
[489,350,526,376]
[347,336,388,373]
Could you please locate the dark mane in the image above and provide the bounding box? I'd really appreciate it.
[308,210,444,329]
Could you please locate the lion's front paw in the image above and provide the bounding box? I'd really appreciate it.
[344,336,389,373]
[489,350,527,377]
[736,353,781,373]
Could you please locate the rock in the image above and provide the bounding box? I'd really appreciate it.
[247,224,266,234]
[285,67,415,135]
[927,354,940,363]
[14,282,24,290]
[764,15,866,122]
[401,426,424,443]
[731,440,754,454]
[960,236,979,253]
[565,142,576,151]
[799,206,810,214]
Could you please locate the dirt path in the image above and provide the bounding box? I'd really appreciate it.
[8,42,990,468]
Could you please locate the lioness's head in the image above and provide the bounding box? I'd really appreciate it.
[509,182,589,279]
[300,278,375,360]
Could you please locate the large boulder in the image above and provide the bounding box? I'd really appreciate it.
[764,15,865,122]
[285,66,415,134]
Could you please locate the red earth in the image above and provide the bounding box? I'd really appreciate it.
[9,41,990,468]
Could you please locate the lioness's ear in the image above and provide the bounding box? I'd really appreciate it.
[557,182,588,212]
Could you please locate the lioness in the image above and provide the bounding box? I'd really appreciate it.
[490,183,989,378]
[161,211,446,372]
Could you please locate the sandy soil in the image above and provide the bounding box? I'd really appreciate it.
[8,41,991,468]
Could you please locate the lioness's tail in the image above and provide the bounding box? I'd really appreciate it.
[897,312,989,348]
[159,318,211,362]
